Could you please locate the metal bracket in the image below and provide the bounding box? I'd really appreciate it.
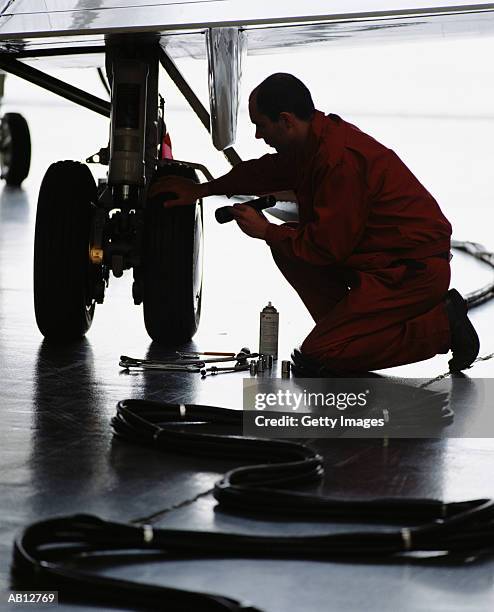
[86,147,109,165]
[158,158,214,183]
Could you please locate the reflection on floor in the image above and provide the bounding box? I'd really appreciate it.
[1,177,494,611]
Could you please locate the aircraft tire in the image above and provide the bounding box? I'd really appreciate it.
[142,163,203,344]
[34,161,97,341]
[0,112,31,187]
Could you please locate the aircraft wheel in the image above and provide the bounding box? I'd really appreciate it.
[143,163,203,344]
[0,112,31,187]
[34,161,97,341]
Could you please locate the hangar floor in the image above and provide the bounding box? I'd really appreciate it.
[2,54,494,611]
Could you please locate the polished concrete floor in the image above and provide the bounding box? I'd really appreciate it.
[2,65,494,611]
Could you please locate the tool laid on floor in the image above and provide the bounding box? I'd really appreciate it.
[200,363,252,377]
[119,347,259,372]
[119,357,203,372]
[175,347,254,363]
[281,360,291,378]
[119,355,204,370]
[119,343,287,378]
[176,350,236,359]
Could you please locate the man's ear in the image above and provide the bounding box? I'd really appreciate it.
[279,112,296,130]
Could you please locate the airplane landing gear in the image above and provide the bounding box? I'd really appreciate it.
[0,112,31,187]
[30,39,212,344]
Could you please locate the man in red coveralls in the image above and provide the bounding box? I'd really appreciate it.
[149,73,479,375]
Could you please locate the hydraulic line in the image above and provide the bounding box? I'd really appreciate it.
[11,399,494,611]
[110,400,453,520]
[12,501,494,612]
[452,240,494,308]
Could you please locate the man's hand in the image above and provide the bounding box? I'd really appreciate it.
[231,204,271,239]
[148,176,207,207]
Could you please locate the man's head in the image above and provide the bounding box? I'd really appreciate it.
[248,73,315,153]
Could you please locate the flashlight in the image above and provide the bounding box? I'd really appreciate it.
[215,195,276,224]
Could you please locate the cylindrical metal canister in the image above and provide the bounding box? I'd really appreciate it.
[259,302,279,359]
[281,360,291,378]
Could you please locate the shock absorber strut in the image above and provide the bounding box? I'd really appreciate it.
[103,40,160,282]
[108,59,148,206]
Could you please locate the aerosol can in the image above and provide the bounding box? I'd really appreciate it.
[259,302,279,359]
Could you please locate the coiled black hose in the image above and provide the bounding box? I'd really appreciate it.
[12,399,494,611]
[452,240,494,308]
[13,498,494,612]
[112,399,455,520]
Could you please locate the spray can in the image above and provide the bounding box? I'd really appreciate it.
[259,302,279,360]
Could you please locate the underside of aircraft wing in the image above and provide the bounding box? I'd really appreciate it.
[1,2,494,152]
[1,1,494,61]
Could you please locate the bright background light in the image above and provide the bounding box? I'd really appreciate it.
[2,35,493,376]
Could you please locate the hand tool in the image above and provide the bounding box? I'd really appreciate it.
[119,356,203,371]
[215,195,276,224]
[200,363,251,377]
[176,350,236,359]
[119,350,259,371]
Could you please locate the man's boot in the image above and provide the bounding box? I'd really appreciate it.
[446,289,480,371]
[290,348,333,377]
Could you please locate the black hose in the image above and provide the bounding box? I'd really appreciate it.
[111,399,455,520]
[12,398,492,611]
[452,240,494,308]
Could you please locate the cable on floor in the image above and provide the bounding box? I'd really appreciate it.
[452,239,494,308]
[12,399,492,611]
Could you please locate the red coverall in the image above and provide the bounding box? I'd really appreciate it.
[210,111,452,372]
